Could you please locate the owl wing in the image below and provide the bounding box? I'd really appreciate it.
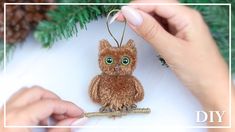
[89,75,101,103]
[133,76,144,102]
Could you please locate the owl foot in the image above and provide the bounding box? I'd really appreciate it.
[121,104,137,112]
[131,104,137,109]
[99,106,115,113]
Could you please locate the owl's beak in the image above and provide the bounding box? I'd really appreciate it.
[114,64,120,72]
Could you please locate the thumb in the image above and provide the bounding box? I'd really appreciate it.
[48,117,88,132]
[121,6,178,54]
[48,118,76,132]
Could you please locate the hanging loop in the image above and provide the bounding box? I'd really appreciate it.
[106,9,127,47]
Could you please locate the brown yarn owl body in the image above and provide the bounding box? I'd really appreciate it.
[89,39,144,112]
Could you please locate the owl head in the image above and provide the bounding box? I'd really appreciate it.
[98,39,137,75]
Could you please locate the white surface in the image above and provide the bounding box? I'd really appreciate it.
[0,18,208,132]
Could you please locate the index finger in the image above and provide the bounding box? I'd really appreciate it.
[13,99,84,126]
[7,86,61,109]
[129,0,196,30]
[117,0,179,21]
[117,0,195,31]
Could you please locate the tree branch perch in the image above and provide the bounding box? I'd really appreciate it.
[84,108,151,118]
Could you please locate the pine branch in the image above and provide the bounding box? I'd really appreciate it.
[84,108,151,118]
[0,41,15,68]
[34,0,131,48]
[0,41,4,67]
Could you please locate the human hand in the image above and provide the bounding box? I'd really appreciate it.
[0,86,86,132]
[116,0,232,127]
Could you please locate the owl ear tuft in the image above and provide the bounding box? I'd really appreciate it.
[125,39,136,51]
[99,39,111,51]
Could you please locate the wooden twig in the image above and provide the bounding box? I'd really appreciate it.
[84,108,151,118]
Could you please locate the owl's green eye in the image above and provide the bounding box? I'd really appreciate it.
[121,56,130,65]
[105,56,113,65]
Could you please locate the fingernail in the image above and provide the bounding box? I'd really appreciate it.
[121,6,143,26]
[109,12,120,24]
[71,116,88,126]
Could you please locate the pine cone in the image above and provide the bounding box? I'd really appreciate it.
[0,0,55,44]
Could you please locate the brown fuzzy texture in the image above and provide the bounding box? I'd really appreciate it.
[89,39,144,112]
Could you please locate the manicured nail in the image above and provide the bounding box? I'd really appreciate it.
[71,116,88,126]
[121,6,143,26]
[109,12,120,24]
